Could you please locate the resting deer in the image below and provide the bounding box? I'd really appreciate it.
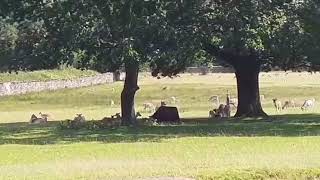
[301,98,316,111]
[211,104,230,118]
[39,112,51,120]
[73,114,86,123]
[209,110,215,118]
[143,102,156,113]
[209,95,220,105]
[170,96,178,104]
[136,112,142,118]
[101,113,122,128]
[30,114,47,124]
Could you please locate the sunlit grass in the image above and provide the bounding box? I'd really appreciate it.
[1,72,320,179]
[1,133,320,179]
[0,75,319,123]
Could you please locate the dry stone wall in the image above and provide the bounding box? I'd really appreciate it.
[185,66,234,74]
[0,73,114,96]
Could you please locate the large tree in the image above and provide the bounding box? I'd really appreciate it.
[171,0,319,117]
[302,0,320,69]
[203,1,298,117]
[0,0,195,125]
[63,1,194,125]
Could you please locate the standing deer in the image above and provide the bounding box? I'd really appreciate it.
[273,98,282,112]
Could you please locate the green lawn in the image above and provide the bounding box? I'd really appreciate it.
[1,72,320,179]
[0,68,98,83]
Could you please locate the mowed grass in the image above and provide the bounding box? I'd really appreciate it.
[1,72,320,179]
[0,68,98,83]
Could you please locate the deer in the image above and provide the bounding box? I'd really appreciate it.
[30,114,47,124]
[273,98,282,112]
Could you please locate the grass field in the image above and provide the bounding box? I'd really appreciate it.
[0,68,98,83]
[1,72,320,179]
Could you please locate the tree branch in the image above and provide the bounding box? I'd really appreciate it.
[202,43,237,66]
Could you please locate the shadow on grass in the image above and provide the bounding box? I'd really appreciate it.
[1,114,320,145]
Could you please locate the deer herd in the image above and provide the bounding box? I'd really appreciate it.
[273,98,316,112]
[29,92,317,124]
[209,94,316,118]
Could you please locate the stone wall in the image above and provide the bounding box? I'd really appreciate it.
[185,66,234,74]
[211,66,235,73]
[0,73,114,96]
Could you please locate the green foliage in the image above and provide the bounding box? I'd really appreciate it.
[0,0,197,75]
[70,49,89,69]
[301,1,320,69]
[161,0,320,71]
[0,1,76,71]
[0,17,18,67]
[192,50,215,67]
[12,19,52,70]
[0,17,18,52]
[1,0,320,73]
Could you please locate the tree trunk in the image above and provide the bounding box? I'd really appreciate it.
[233,61,268,118]
[121,61,139,126]
[202,44,268,118]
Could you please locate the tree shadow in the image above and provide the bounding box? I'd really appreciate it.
[0,113,320,145]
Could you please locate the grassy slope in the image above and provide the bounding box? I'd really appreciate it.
[0,68,99,83]
[0,72,320,179]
